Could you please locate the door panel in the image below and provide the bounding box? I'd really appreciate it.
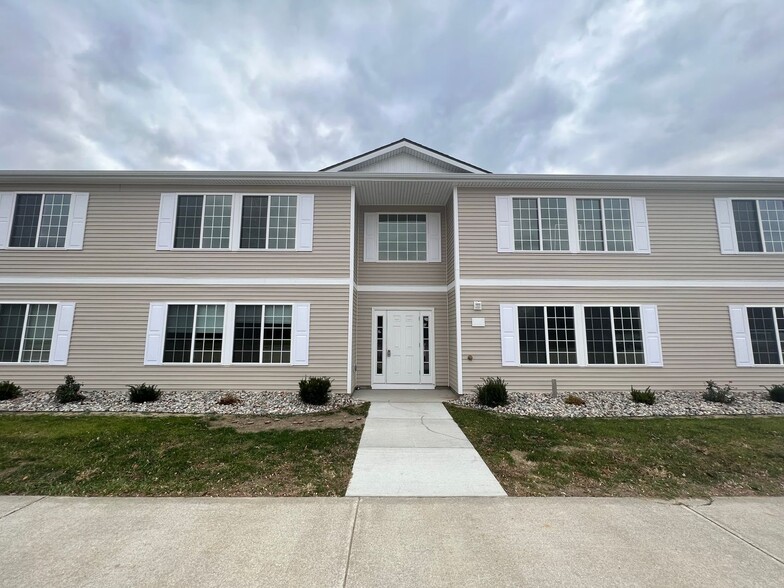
[387,311,420,384]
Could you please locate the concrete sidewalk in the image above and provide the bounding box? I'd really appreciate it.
[1,496,782,587]
[345,401,506,496]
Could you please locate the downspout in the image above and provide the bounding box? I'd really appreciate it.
[452,187,464,394]
[346,186,356,394]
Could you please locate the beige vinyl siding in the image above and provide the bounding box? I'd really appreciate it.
[0,284,349,393]
[0,184,351,277]
[458,189,784,280]
[447,287,458,391]
[459,286,784,394]
[356,206,448,285]
[354,291,449,387]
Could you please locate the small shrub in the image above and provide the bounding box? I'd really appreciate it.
[703,380,735,404]
[475,377,508,407]
[0,380,22,401]
[128,383,161,403]
[630,386,656,405]
[55,375,85,404]
[217,392,241,406]
[565,394,585,406]
[299,376,332,405]
[764,384,784,403]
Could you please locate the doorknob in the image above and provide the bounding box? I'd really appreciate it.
[387,349,391,357]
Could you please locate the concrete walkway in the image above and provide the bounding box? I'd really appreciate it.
[345,401,506,496]
[1,496,782,587]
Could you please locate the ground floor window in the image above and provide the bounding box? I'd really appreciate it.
[501,303,660,367]
[746,307,784,365]
[158,302,296,365]
[233,304,293,364]
[0,303,57,363]
[163,304,225,363]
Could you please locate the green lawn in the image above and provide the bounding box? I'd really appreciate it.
[0,405,368,497]
[447,406,784,498]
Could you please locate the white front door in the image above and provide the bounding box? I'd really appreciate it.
[387,310,419,384]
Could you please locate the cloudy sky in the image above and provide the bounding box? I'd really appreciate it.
[0,0,782,175]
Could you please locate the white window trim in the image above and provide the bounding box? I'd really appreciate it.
[149,301,308,366]
[500,303,662,367]
[363,212,441,263]
[161,193,313,252]
[732,304,784,366]
[0,301,75,365]
[498,195,650,255]
[0,192,89,250]
[717,197,784,255]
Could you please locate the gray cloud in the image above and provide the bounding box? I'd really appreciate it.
[0,0,781,175]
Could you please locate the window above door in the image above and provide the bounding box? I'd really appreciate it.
[364,212,441,262]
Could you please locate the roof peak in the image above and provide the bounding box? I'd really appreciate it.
[321,138,490,174]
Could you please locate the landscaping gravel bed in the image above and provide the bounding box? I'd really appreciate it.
[450,389,784,418]
[0,389,362,416]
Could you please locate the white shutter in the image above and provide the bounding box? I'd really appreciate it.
[296,194,314,251]
[495,196,514,253]
[156,194,177,250]
[728,305,753,367]
[640,305,663,367]
[630,197,651,253]
[499,304,519,366]
[426,212,441,262]
[65,192,89,250]
[221,304,235,365]
[364,213,379,262]
[715,198,738,254]
[48,302,76,365]
[144,303,167,365]
[291,303,311,365]
[0,192,15,249]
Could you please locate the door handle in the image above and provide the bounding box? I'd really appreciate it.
[387,349,391,357]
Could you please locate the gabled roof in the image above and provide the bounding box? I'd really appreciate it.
[320,138,490,174]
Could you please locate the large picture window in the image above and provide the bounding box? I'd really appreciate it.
[9,194,71,248]
[378,214,427,261]
[233,304,293,364]
[163,304,225,363]
[0,303,57,363]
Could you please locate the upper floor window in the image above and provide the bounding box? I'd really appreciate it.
[379,214,427,261]
[496,196,649,254]
[500,303,662,367]
[716,198,784,254]
[0,192,89,250]
[364,212,441,262]
[729,305,783,366]
[155,193,313,252]
[0,302,75,365]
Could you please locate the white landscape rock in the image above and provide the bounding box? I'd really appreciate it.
[0,389,361,416]
[450,389,784,418]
